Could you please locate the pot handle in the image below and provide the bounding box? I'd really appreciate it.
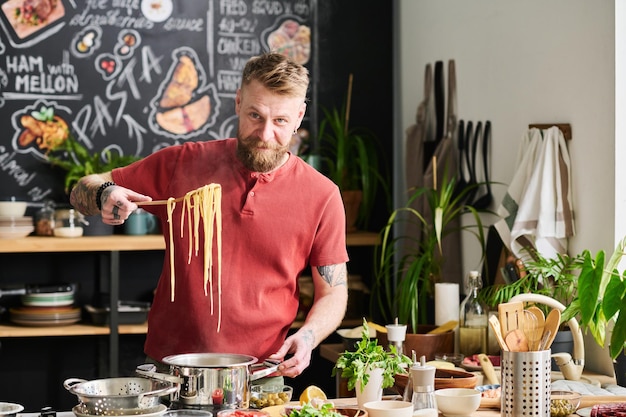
[63,378,87,392]
[141,383,180,398]
[249,359,281,382]
[135,364,184,384]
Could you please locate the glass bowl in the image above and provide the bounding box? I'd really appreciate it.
[249,384,293,409]
[550,390,582,417]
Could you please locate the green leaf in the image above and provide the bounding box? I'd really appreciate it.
[603,271,626,320]
[578,251,602,324]
[610,296,626,359]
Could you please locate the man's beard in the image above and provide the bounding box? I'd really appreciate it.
[236,135,289,172]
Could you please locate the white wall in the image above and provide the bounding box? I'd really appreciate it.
[396,0,617,269]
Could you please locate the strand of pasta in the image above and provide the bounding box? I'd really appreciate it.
[166,184,222,331]
[167,197,177,302]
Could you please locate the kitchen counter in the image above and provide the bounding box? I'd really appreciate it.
[320,343,622,415]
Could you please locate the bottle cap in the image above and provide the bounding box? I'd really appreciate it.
[410,356,436,392]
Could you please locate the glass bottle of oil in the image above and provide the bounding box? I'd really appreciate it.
[459,270,488,356]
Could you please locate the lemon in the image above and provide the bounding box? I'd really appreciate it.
[299,385,327,405]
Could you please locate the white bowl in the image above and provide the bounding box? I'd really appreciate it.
[0,225,33,239]
[0,201,27,217]
[435,388,481,416]
[0,402,24,416]
[337,326,377,349]
[363,400,414,417]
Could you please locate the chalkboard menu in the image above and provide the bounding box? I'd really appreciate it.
[0,0,316,204]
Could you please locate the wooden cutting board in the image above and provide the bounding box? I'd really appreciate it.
[579,395,626,408]
[479,395,626,410]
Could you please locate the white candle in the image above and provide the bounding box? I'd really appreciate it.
[435,282,460,325]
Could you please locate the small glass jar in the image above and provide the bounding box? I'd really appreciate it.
[34,200,55,236]
[54,208,84,238]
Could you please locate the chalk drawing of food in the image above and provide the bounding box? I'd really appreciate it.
[1,0,65,40]
[154,51,212,135]
[17,105,70,152]
[267,19,311,65]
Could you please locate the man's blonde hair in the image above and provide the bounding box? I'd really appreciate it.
[241,52,309,98]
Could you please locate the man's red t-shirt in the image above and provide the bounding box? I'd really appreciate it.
[112,138,348,361]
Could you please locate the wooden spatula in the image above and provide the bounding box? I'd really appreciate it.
[498,301,525,336]
[542,308,561,350]
[499,301,528,351]
[488,314,509,352]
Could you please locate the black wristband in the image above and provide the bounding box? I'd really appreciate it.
[95,181,116,211]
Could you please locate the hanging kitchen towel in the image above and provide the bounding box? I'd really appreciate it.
[494,126,575,259]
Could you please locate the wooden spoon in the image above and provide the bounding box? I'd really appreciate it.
[542,308,561,350]
[505,328,529,352]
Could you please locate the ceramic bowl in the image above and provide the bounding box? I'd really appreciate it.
[363,400,413,417]
[0,201,27,218]
[337,326,376,349]
[435,388,481,416]
[0,402,24,417]
[393,367,477,395]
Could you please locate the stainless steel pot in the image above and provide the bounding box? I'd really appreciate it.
[136,353,279,410]
[63,377,178,416]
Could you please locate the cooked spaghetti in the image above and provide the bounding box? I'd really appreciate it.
[166,184,222,331]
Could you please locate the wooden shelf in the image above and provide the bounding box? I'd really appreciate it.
[0,231,378,253]
[0,232,379,374]
[0,323,148,337]
[345,231,380,246]
[0,235,165,253]
[0,318,367,338]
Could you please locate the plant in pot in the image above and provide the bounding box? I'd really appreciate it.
[480,248,584,366]
[332,320,412,408]
[46,134,141,235]
[561,236,626,383]
[318,74,389,232]
[372,166,487,358]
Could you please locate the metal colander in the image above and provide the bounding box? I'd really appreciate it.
[64,377,178,416]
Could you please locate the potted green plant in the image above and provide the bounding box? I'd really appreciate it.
[562,236,626,361]
[46,134,141,194]
[372,167,486,335]
[317,74,389,231]
[480,249,583,311]
[332,320,411,407]
[46,134,141,236]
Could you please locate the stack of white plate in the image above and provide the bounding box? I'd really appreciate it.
[10,287,79,326]
[22,290,75,307]
[0,216,34,239]
[10,305,81,326]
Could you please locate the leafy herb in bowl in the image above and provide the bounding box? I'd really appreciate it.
[285,403,343,417]
[332,320,411,392]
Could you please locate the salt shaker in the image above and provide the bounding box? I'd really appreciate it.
[411,355,438,416]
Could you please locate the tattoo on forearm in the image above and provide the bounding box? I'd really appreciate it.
[302,329,314,349]
[317,264,347,287]
[69,181,96,215]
